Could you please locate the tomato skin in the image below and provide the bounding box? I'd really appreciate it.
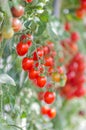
[48,67,54,75]
[44,56,54,67]
[47,108,56,119]
[41,106,49,115]
[16,42,29,56]
[11,5,24,17]
[80,0,86,8]
[43,46,50,55]
[25,0,33,3]
[33,48,44,60]
[28,69,40,80]
[20,34,33,47]
[47,41,54,50]
[76,8,85,19]
[44,91,56,104]
[20,34,33,41]
[64,22,71,32]
[74,87,86,97]
[22,57,34,71]
[71,32,80,42]
[51,51,57,57]
[37,76,47,88]
[12,18,22,32]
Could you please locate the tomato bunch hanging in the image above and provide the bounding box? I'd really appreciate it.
[76,0,86,19]
[60,22,86,100]
[0,0,33,40]
[16,33,67,119]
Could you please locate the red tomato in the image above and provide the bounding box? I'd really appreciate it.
[22,57,34,71]
[64,22,71,32]
[25,0,33,3]
[48,67,54,75]
[11,5,24,17]
[44,91,56,104]
[80,0,86,8]
[28,69,40,80]
[41,106,49,115]
[16,42,29,56]
[74,87,86,97]
[27,40,32,47]
[12,18,22,32]
[44,56,54,67]
[37,76,47,88]
[47,41,54,50]
[76,8,85,19]
[71,32,80,42]
[20,34,33,41]
[33,48,44,60]
[47,108,56,119]
[57,66,64,74]
[43,46,50,55]
[51,50,57,57]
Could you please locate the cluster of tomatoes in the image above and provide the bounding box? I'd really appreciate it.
[76,0,86,19]
[61,53,86,100]
[16,34,67,119]
[0,0,33,40]
[60,22,86,100]
[63,22,80,54]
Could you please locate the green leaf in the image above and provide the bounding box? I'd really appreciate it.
[40,11,49,22]
[35,22,46,36]
[20,111,27,118]
[0,74,16,86]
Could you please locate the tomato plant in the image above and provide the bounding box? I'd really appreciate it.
[0,0,86,130]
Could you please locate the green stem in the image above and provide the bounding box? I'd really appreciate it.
[8,124,23,130]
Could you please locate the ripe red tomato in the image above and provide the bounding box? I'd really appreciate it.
[80,0,86,8]
[16,42,29,56]
[28,69,40,80]
[44,56,54,67]
[12,18,22,32]
[36,76,47,88]
[25,0,33,3]
[20,34,33,41]
[76,8,85,19]
[43,46,50,55]
[57,66,64,74]
[44,91,56,104]
[48,67,54,75]
[22,57,34,71]
[41,106,49,115]
[64,22,71,32]
[33,48,44,60]
[71,32,80,42]
[51,50,57,57]
[47,41,54,50]
[74,87,86,97]
[69,43,78,53]
[11,5,24,17]
[47,108,56,119]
